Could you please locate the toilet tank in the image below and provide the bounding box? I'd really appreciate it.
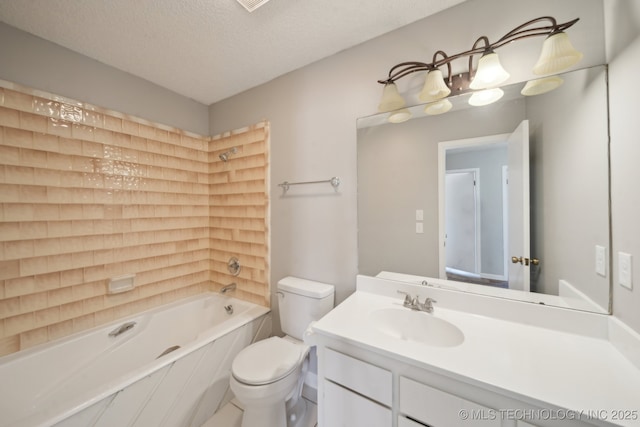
[277,277,335,340]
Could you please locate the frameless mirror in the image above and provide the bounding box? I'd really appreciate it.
[357,65,610,313]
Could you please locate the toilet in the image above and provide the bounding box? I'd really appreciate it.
[230,276,335,427]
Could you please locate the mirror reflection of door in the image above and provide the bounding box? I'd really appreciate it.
[438,120,530,290]
[445,169,480,276]
[506,120,530,291]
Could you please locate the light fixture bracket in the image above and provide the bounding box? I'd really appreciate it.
[377,16,580,87]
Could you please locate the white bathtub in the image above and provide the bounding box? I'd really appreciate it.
[0,292,271,427]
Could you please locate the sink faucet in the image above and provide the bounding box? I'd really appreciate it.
[397,290,437,313]
[221,282,237,294]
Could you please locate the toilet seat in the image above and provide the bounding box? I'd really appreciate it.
[232,337,307,386]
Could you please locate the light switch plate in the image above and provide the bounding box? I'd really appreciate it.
[416,222,424,234]
[415,209,424,221]
[619,252,633,290]
[595,245,606,277]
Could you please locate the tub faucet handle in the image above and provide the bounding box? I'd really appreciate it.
[221,282,237,294]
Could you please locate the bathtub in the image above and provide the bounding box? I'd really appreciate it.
[0,292,271,427]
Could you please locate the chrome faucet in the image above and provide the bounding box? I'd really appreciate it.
[397,290,437,313]
[220,282,237,294]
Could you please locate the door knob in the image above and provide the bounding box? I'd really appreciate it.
[511,256,540,266]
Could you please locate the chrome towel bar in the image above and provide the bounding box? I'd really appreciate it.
[278,176,340,193]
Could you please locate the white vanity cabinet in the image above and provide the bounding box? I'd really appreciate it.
[321,348,392,427]
[400,376,500,427]
[316,340,605,427]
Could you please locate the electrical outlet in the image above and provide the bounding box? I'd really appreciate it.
[595,245,606,277]
[416,222,424,234]
[619,252,633,290]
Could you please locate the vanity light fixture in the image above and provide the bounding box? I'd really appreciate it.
[468,88,505,107]
[424,99,453,115]
[533,32,583,75]
[419,51,452,102]
[378,82,412,123]
[520,76,564,96]
[377,16,582,121]
[468,50,510,90]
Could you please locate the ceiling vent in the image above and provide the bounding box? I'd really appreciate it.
[236,0,272,12]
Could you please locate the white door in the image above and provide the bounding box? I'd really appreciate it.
[445,170,478,274]
[506,120,530,291]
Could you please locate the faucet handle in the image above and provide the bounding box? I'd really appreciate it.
[396,290,413,307]
[420,297,437,312]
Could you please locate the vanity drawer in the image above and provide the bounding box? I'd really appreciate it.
[323,379,392,427]
[400,377,501,427]
[324,348,392,406]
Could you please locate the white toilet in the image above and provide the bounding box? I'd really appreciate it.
[230,276,335,427]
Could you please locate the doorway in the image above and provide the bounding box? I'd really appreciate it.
[444,168,480,277]
[437,121,530,289]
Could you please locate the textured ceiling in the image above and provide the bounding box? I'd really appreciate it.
[0,0,466,105]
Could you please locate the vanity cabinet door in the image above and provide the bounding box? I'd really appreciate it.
[400,377,501,427]
[323,379,392,427]
[324,348,392,406]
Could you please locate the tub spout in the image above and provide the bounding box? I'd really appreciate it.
[220,283,237,294]
[108,321,136,337]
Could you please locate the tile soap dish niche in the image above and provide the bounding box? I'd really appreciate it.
[108,274,136,294]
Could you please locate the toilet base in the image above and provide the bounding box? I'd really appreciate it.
[240,401,286,427]
[238,394,308,427]
[286,394,308,427]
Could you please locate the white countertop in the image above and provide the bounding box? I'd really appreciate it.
[312,278,640,427]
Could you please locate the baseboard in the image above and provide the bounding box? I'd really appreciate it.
[302,373,318,403]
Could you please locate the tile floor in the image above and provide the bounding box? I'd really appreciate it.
[202,398,318,427]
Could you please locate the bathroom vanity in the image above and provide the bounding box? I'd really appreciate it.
[310,276,640,427]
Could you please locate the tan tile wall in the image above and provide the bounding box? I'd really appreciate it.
[0,83,270,357]
[210,125,270,307]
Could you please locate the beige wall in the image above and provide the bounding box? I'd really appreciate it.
[0,83,269,357]
[209,0,608,332]
[606,0,640,332]
[0,22,209,136]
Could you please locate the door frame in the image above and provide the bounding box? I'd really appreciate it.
[445,168,481,276]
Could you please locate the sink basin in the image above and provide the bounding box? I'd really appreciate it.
[369,308,464,347]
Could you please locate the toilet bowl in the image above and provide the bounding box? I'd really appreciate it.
[229,277,334,427]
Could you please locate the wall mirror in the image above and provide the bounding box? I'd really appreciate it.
[357,65,611,313]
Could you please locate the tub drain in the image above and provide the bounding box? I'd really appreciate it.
[156,345,181,359]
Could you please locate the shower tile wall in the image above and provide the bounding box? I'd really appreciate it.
[0,82,270,357]
[209,125,270,307]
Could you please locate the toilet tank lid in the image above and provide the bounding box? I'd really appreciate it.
[277,276,334,298]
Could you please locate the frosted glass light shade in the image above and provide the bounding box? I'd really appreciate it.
[419,69,451,102]
[468,88,504,106]
[521,76,564,96]
[424,99,452,115]
[469,52,510,90]
[533,32,583,75]
[378,83,406,112]
[388,108,412,123]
